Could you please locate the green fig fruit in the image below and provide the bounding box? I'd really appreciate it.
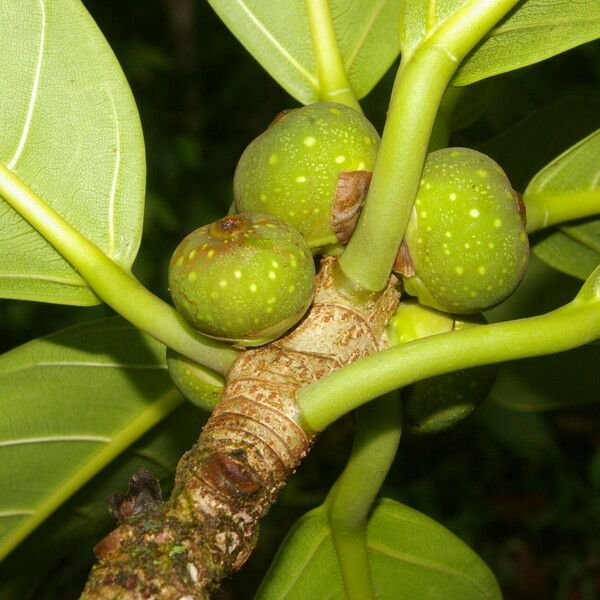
[399,148,529,314]
[233,102,379,250]
[166,349,223,412]
[169,213,315,346]
[386,301,497,433]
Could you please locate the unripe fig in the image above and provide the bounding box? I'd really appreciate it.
[169,213,315,346]
[233,102,380,250]
[166,349,223,412]
[398,148,529,314]
[387,301,497,433]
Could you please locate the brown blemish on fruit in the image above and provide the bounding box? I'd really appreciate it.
[331,171,372,244]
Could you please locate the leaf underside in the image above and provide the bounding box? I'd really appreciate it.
[0,0,145,306]
[525,129,600,279]
[206,0,402,104]
[399,0,600,86]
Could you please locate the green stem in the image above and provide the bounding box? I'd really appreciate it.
[299,274,600,431]
[305,0,361,111]
[326,394,402,600]
[0,163,238,375]
[525,191,600,233]
[339,0,521,293]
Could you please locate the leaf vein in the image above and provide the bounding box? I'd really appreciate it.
[232,0,317,87]
[0,435,111,448]
[8,0,46,170]
[344,0,386,71]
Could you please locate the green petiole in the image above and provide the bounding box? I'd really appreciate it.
[339,0,521,293]
[304,0,361,112]
[326,394,402,600]
[0,163,238,376]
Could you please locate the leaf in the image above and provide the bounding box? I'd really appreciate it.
[0,0,145,306]
[524,129,600,279]
[256,498,501,600]
[399,1,600,87]
[0,317,184,561]
[0,403,204,599]
[455,0,600,85]
[206,0,402,104]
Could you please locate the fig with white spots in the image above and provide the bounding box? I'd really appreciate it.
[400,148,529,313]
[168,213,315,346]
[233,102,379,249]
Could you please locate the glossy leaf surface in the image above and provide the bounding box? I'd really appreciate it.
[206,0,402,103]
[525,130,600,279]
[0,0,145,305]
[0,318,182,560]
[399,1,600,86]
[256,498,501,599]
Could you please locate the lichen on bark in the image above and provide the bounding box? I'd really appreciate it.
[82,258,399,599]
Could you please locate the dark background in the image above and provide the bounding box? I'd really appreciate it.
[1,1,599,598]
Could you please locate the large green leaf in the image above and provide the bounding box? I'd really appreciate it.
[0,317,184,561]
[206,0,402,104]
[524,130,600,279]
[399,1,600,86]
[0,403,204,599]
[256,498,501,599]
[0,0,145,305]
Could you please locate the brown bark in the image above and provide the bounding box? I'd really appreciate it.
[82,258,399,599]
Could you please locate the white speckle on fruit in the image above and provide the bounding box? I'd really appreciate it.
[188,271,197,281]
[295,176,306,183]
[211,291,218,299]
[188,249,196,260]
[260,194,267,201]
[289,255,297,267]
[176,256,184,267]
[425,182,431,189]
[465,243,471,249]
[313,208,320,214]
[477,170,488,178]
[330,107,341,115]
[470,208,480,218]
[207,249,215,258]
[271,260,279,268]
[304,136,316,147]
[449,192,457,201]
[267,296,276,304]
[250,283,257,292]
[268,154,278,165]
[478,265,486,275]
[445,231,452,238]
[494,219,502,228]
[288,284,296,292]
[488,242,495,249]
[421,211,427,218]
[268,271,276,280]
[416,199,421,206]
[444,249,450,255]
[266,307,274,313]
[234,270,242,279]
[455,266,464,275]
[288,210,296,217]
[364,136,371,144]
[335,155,346,164]
[357,161,365,170]
[219,279,227,288]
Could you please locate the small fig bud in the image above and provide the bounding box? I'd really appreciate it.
[169,213,315,346]
[400,148,529,313]
[166,348,223,412]
[233,102,380,250]
[387,301,497,433]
